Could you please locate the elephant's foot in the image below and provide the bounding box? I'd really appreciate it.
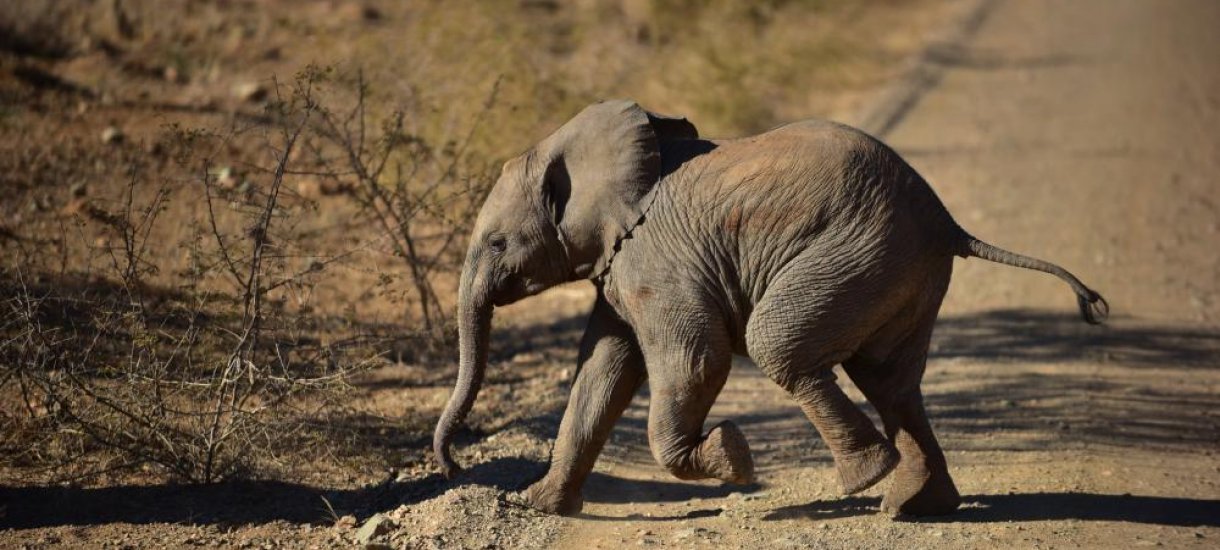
[520,478,584,516]
[694,420,755,484]
[835,440,900,495]
[880,462,961,516]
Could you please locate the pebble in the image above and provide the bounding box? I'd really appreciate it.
[355,514,395,544]
[298,178,323,200]
[334,515,358,530]
[214,166,238,189]
[234,82,268,103]
[672,527,707,540]
[101,126,124,145]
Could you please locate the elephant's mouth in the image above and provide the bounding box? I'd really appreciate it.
[490,275,547,307]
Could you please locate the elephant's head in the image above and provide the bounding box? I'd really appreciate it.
[433,100,697,478]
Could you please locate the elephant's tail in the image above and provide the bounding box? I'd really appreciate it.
[958,235,1110,324]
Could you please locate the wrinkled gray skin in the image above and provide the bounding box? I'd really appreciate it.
[433,100,1108,517]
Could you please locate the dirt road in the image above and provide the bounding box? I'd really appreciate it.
[551,0,1220,547]
[3,0,1217,548]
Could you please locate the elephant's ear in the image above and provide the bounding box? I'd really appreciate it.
[538,100,698,278]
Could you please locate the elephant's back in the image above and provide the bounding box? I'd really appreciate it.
[658,118,963,308]
[705,119,962,253]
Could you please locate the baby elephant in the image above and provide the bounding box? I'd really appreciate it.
[432,100,1107,517]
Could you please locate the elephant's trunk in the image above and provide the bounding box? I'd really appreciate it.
[432,264,492,479]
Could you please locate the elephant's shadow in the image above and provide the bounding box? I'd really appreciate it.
[0,457,549,530]
[763,492,1220,527]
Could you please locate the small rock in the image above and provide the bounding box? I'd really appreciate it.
[101,126,124,145]
[355,514,395,544]
[70,182,87,197]
[213,166,238,189]
[298,179,323,200]
[672,527,705,541]
[333,515,357,530]
[233,82,268,103]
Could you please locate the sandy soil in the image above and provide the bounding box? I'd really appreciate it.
[3,0,1219,548]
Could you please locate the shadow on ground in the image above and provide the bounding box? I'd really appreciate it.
[0,456,543,530]
[763,493,1220,527]
[4,308,1217,530]
[599,309,1220,471]
[924,310,1220,453]
[931,309,1220,367]
[582,471,758,505]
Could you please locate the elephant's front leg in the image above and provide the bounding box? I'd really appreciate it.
[522,295,644,516]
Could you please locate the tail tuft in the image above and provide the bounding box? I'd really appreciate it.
[1076,290,1109,325]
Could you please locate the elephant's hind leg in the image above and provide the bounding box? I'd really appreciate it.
[641,319,754,485]
[763,363,899,494]
[745,270,899,494]
[845,315,961,516]
[881,390,960,516]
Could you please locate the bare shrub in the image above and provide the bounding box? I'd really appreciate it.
[0,68,388,483]
[295,69,498,340]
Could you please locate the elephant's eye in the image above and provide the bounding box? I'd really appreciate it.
[488,235,507,254]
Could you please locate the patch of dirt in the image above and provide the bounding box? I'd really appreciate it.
[381,485,562,549]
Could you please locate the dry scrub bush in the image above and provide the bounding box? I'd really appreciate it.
[0,66,492,483]
[298,70,498,336]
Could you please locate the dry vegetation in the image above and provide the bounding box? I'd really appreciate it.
[0,0,957,544]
